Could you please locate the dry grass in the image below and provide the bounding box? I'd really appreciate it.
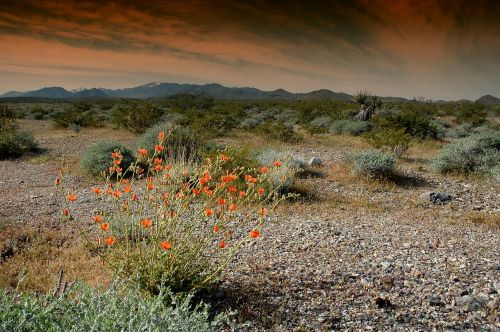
[0,225,111,292]
[461,211,500,228]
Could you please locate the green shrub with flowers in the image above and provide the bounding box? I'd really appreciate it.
[57,130,293,294]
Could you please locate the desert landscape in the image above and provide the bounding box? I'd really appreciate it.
[0,1,499,331]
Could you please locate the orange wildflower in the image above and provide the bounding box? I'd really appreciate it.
[123,186,131,193]
[154,165,163,172]
[147,183,154,190]
[218,240,226,249]
[213,225,220,232]
[139,148,147,156]
[92,215,102,223]
[250,229,261,238]
[261,166,268,174]
[113,159,121,166]
[109,166,115,173]
[217,198,226,205]
[67,194,77,202]
[257,188,265,196]
[105,236,115,246]
[169,210,175,218]
[161,241,171,250]
[93,187,102,196]
[131,193,138,201]
[274,161,282,167]
[258,207,268,216]
[62,209,69,216]
[113,190,121,198]
[164,165,171,171]
[227,186,237,193]
[220,154,230,161]
[141,219,153,228]
[154,157,162,164]
[205,208,214,217]
[158,131,165,140]
[100,223,110,231]
[117,167,123,173]
[154,144,164,152]
[228,204,237,211]
[239,191,246,197]
[192,188,201,195]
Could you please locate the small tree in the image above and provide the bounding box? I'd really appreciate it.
[353,91,382,121]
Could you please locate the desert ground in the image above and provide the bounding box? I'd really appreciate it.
[1,119,498,331]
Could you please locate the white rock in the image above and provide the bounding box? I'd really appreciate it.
[308,157,322,166]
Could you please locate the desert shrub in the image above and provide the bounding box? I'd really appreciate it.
[445,123,478,138]
[431,131,500,176]
[136,123,204,162]
[351,149,396,178]
[111,102,164,134]
[0,278,229,331]
[330,119,373,136]
[363,128,412,156]
[80,141,135,178]
[30,106,51,120]
[255,121,303,143]
[169,93,215,111]
[455,103,487,126]
[240,117,263,129]
[307,116,333,134]
[428,119,447,140]
[0,106,38,159]
[187,113,239,138]
[58,138,292,294]
[371,110,442,140]
[51,107,106,129]
[256,149,304,193]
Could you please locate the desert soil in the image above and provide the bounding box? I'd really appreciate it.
[0,120,499,331]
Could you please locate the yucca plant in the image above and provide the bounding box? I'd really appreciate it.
[352,91,382,121]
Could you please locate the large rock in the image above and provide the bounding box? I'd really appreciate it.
[308,157,323,166]
[419,191,452,204]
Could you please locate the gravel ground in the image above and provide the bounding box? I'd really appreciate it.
[1,122,499,330]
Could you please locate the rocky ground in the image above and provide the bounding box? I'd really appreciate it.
[0,121,499,331]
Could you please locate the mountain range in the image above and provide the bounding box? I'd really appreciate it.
[1,82,499,104]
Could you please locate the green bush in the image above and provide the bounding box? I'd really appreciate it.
[307,116,333,134]
[255,121,303,143]
[455,103,487,127]
[329,120,373,136]
[431,131,500,176]
[0,278,229,331]
[363,128,412,156]
[136,123,204,162]
[111,102,164,134]
[352,149,396,178]
[0,106,38,159]
[187,112,239,138]
[371,110,442,140]
[80,141,135,177]
[51,107,106,129]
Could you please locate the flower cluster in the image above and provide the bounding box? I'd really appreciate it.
[57,130,292,293]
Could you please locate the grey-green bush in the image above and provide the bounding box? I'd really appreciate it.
[352,149,396,178]
[431,131,500,176]
[0,279,230,331]
[0,127,38,159]
[136,123,203,161]
[256,149,304,192]
[80,141,135,177]
[329,120,373,136]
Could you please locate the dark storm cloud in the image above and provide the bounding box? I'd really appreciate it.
[1,0,499,98]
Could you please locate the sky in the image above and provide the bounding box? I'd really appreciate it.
[0,0,499,100]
